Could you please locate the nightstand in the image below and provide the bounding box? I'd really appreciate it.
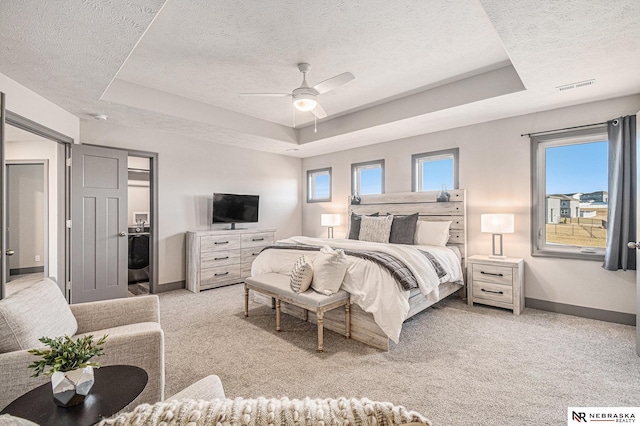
[467,255,524,315]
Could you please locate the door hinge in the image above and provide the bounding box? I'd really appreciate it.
[65,281,71,292]
[66,157,71,167]
[66,220,72,229]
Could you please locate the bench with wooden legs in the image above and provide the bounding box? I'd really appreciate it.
[244,273,351,352]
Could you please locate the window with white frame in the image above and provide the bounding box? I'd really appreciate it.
[307,167,332,203]
[351,160,384,195]
[531,127,609,260]
[412,148,459,192]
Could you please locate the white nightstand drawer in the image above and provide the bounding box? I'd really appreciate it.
[472,264,513,286]
[473,281,513,304]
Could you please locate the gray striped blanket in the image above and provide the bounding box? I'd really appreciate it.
[261,244,446,291]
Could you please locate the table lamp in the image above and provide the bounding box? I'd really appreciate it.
[481,214,514,259]
[321,214,341,238]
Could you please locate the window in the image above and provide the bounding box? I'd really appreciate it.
[412,148,459,192]
[532,127,608,259]
[307,167,332,203]
[351,160,384,195]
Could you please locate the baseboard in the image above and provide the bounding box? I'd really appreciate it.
[10,266,45,276]
[525,297,635,326]
[154,280,185,293]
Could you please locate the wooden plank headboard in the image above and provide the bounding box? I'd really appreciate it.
[347,190,467,265]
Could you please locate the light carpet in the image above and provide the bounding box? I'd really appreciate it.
[158,284,640,426]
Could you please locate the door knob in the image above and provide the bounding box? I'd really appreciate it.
[119,232,128,237]
[5,249,14,256]
[627,242,640,249]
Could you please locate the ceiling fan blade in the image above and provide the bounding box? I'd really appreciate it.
[312,72,355,94]
[312,103,327,119]
[239,93,291,97]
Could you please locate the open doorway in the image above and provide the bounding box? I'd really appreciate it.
[127,155,151,296]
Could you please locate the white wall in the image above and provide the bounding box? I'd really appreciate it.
[302,94,640,315]
[0,72,79,142]
[80,121,303,286]
[128,156,150,227]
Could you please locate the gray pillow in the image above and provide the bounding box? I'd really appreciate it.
[389,213,419,245]
[348,212,379,240]
[0,278,78,353]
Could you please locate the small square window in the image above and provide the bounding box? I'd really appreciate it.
[412,148,459,192]
[307,167,332,203]
[352,160,384,195]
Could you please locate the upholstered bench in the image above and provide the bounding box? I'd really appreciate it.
[244,273,351,352]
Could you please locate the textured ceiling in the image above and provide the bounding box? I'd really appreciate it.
[0,0,639,158]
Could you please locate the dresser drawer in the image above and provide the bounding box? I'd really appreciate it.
[242,232,274,248]
[201,249,241,269]
[201,264,241,285]
[472,281,513,304]
[472,264,513,286]
[241,263,253,278]
[201,235,241,252]
[241,246,266,262]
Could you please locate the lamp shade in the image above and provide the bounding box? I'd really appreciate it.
[321,214,341,227]
[481,214,514,234]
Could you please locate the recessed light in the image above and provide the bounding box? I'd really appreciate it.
[286,148,300,152]
[92,113,108,120]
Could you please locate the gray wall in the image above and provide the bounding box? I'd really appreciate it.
[301,94,640,315]
[80,121,303,287]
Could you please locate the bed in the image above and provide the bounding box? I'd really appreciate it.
[251,190,467,350]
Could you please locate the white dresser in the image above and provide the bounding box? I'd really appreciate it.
[186,228,275,292]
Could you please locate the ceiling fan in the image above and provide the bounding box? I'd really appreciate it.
[240,63,355,120]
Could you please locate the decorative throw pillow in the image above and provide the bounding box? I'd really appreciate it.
[290,255,314,293]
[414,220,452,246]
[0,278,78,353]
[359,215,393,243]
[347,212,379,239]
[311,246,348,295]
[389,213,419,245]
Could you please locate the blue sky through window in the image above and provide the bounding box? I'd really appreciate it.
[545,141,607,194]
[359,168,382,194]
[314,173,330,198]
[422,158,454,191]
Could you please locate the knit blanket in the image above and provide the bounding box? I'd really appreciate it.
[99,397,431,426]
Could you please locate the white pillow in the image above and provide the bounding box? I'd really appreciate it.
[290,255,314,293]
[414,220,452,246]
[311,246,348,295]
[358,215,393,243]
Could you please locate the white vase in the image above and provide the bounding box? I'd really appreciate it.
[51,365,95,407]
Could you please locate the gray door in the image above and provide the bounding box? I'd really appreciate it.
[71,144,128,303]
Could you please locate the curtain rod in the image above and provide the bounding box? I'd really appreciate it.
[521,121,608,138]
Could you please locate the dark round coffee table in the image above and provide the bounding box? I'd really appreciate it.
[1,365,148,426]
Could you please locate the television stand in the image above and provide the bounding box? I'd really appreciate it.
[229,223,247,230]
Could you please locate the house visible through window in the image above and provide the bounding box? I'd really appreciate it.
[412,148,459,192]
[352,160,384,195]
[307,167,332,203]
[532,127,608,259]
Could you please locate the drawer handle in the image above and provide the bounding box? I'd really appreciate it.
[214,241,229,245]
[215,272,229,277]
[214,256,229,260]
[481,288,504,295]
[480,271,504,277]
[252,237,264,241]
[252,253,259,256]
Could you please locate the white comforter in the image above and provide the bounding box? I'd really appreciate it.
[251,236,463,343]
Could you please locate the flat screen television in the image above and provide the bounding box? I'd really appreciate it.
[212,193,259,229]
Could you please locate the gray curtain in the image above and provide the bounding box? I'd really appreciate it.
[603,115,636,271]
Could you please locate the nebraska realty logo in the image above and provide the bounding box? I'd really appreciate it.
[568,407,639,424]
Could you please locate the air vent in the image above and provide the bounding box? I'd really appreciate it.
[557,79,595,91]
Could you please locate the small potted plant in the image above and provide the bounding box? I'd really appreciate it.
[28,334,107,407]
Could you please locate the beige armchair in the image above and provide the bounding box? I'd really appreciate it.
[0,278,164,410]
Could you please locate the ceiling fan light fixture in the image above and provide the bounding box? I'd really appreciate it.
[293,93,317,112]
